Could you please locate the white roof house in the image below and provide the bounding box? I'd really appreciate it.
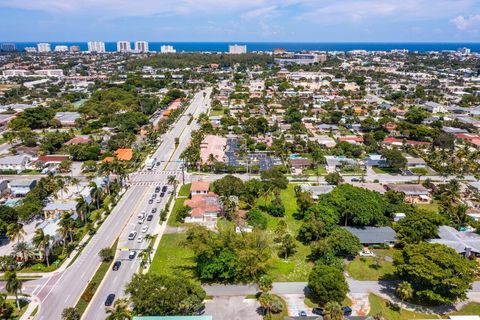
[0,155,31,172]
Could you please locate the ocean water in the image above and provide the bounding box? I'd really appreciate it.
[4,42,480,53]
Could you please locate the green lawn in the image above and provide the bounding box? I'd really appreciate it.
[372,167,401,174]
[270,295,289,320]
[166,184,191,227]
[415,201,440,214]
[368,294,440,320]
[209,108,228,116]
[305,296,352,308]
[149,234,196,280]
[259,184,314,282]
[346,249,397,281]
[450,302,480,315]
[302,167,327,176]
[178,183,191,197]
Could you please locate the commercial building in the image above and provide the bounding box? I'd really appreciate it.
[2,69,30,77]
[54,45,69,52]
[87,41,106,53]
[275,53,327,65]
[37,43,51,53]
[228,44,247,54]
[117,41,131,52]
[134,41,149,53]
[70,45,81,53]
[34,69,64,77]
[24,47,37,53]
[160,45,176,53]
[0,43,16,52]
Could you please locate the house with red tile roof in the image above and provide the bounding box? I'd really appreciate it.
[64,136,91,145]
[190,181,210,197]
[383,137,431,147]
[184,192,221,225]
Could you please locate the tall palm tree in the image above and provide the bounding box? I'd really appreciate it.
[89,182,103,210]
[75,196,89,222]
[32,229,52,267]
[99,161,113,194]
[323,301,343,320]
[167,175,177,192]
[396,281,413,309]
[258,293,274,317]
[58,214,75,247]
[7,223,25,244]
[5,271,21,310]
[70,177,80,192]
[105,298,132,320]
[14,241,32,263]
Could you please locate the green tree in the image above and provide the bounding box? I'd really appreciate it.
[99,247,115,262]
[277,234,297,259]
[32,229,52,267]
[396,281,413,308]
[7,223,25,244]
[308,264,348,305]
[257,275,273,293]
[211,175,244,197]
[106,298,132,320]
[325,172,343,186]
[381,148,407,171]
[394,242,476,305]
[125,273,205,315]
[323,301,343,320]
[246,208,268,230]
[5,271,21,310]
[394,211,442,244]
[61,307,81,320]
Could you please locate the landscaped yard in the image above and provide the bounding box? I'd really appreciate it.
[8,299,29,320]
[346,249,397,281]
[368,294,440,320]
[450,302,480,315]
[149,233,196,280]
[415,201,440,214]
[166,183,191,227]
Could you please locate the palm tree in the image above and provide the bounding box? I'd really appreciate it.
[323,301,343,320]
[7,223,25,244]
[70,177,80,192]
[167,175,177,192]
[56,177,69,200]
[32,229,52,267]
[396,281,413,309]
[99,161,113,194]
[258,292,274,317]
[5,271,21,310]
[58,214,75,247]
[75,196,89,222]
[89,182,103,210]
[105,298,132,320]
[257,275,273,293]
[14,241,32,263]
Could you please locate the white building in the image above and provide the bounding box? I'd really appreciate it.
[2,70,30,77]
[87,41,106,53]
[135,41,149,53]
[117,41,131,52]
[54,45,69,52]
[229,44,247,54]
[24,47,37,53]
[37,43,51,53]
[160,45,176,53]
[0,155,32,173]
[34,69,64,77]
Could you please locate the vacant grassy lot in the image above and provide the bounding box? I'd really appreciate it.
[149,233,196,280]
[166,183,191,227]
[415,201,440,214]
[368,294,440,320]
[346,249,397,281]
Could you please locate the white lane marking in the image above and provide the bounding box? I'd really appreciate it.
[80,271,87,279]
[64,294,71,303]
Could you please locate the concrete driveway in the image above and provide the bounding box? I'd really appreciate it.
[205,296,262,320]
[282,294,311,316]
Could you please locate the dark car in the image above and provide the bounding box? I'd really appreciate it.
[156,161,161,166]
[155,186,161,193]
[105,294,115,306]
[342,306,352,316]
[146,214,153,221]
[112,261,121,271]
[148,199,153,204]
[312,307,324,315]
[128,251,136,260]
[162,186,167,192]
[151,208,157,213]
[299,311,307,317]
[152,194,157,199]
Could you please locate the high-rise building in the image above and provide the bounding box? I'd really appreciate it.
[135,41,149,53]
[117,41,131,52]
[458,47,471,55]
[0,43,16,52]
[228,44,247,54]
[24,47,37,53]
[54,45,69,52]
[87,41,106,53]
[37,43,51,53]
[70,45,81,53]
[160,45,176,53]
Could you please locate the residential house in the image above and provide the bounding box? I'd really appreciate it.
[338,135,364,144]
[290,158,312,171]
[405,156,427,168]
[64,136,91,145]
[314,135,336,148]
[43,202,78,220]
[0,154,31,172]
[37,155,70,167]
[422,101,447,113]
[344,226,397,246]
[383,137,432,148]
[9,179,37,197]
[324,156,358,173]
[190,181,210,197]
[104,148,133,162]
[364,154,388,168]
[184,193,221,226]
[54,112,81,127]
[300,184,334,200]
[384,184,431,204]
[429,226,480,257]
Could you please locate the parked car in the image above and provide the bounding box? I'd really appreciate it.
[299,311,307,317]
[128,231,137,240]
[152,194,157,199]
[141,226,149,233]
[162,186,167,192]
[159,192,165,198]
[137,236,143,243]
[148,199,153,204]
[312,307,324,315]
[155,186,161,193]
[146,214,153,221]
[151,208,157,213]
[138,217,145,224]
[105,294,115,306]
[156,198,161,203]
[342,306,352,316]
[128,251,136,259]
[112,261,121,271]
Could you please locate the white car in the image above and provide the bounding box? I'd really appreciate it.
[137,236,143,243]
[138,217,145,224]
[141,226,149,233]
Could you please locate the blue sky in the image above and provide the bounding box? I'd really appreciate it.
[0,0,480,42]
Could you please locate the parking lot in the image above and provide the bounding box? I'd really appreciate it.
[205,296,262,320]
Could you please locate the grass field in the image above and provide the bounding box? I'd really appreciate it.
[346,249,397,281]
[166,183,191,227]
[149,233,196,280]
[450,302,480,315]
[415,201,440,213]
[259,184,314,282]
[368,294,440,320]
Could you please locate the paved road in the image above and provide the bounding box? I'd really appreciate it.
[82,89,212,320]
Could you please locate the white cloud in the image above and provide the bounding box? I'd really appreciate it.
[451,15,480,31]
[241,6,278,19]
